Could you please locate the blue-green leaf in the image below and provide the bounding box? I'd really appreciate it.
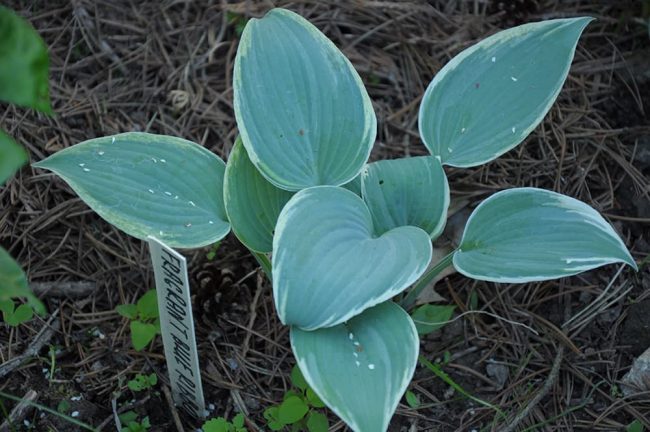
[454,188,637,282]
[224,137,293,252]
[291,302,419,432]
[273,186,432,330]
[362,156,449,238]
[33,132,230,249]
[0,5,52,114]
[0,130,28,185]
[419,17,591,167]
[234,8,376,191]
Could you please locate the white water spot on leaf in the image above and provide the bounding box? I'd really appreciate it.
[447,147,453,153]
[355,361,360,367]
[510,76,518,82]
[160,159,167,163]
[511,127,516,134]
[185,223,192,228]
[148,189,154,194]
[353,341,360,346]
[209,220,214,224]
[353,352,358,358]
[83,168,90,172]
[348,333,354,340]
[151,157,158,163]
[111,137,115,144]
[368,364,375,370]
[79,163,85,167]
[159,231,163,236]
[164,191,172,196]
[98,151,105,156]
[491,56,496,63]
[174,195,179,199]
[461,127,466,134]
[189,201,196,207]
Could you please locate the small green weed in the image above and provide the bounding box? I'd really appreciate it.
[628,419,645,432]
[116,289,160,351]
[0,298,34,326]
[120,411,150,432]
[202,413,247,432]
[127,373,158,392]
[226,12,248,37]
[263,366,328,432]
[206,241,221,261]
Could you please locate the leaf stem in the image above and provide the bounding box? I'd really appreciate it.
[252,251,272,281]
[400,251,455,311]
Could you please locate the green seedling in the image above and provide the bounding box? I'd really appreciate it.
[206,241,221,261]
[119,411,150,432]
[405,390,420,409]
[34,8,638,432]
[116,289,160,351]
[202,413,247,432]
[127,373,158,392]
[263,365,328,432]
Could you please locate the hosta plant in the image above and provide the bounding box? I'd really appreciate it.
[34,9,637,431]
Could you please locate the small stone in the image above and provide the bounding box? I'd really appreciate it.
[486,362,509,390]
[621,346,650,397]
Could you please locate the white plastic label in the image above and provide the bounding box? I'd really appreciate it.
[148,236,205,418]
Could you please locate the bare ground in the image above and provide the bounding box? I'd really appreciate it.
[1,1,649,431]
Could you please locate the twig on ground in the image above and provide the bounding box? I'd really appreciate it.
[0,390,38,432]
[0,310,60,380]
[241,272,264,359]
[162,385,185,432]
[500,345,565,432]
[30,281,97,298]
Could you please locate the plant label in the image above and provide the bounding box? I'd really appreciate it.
[148,236,205,418]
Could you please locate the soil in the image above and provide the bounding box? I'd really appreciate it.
[1,1,649,431]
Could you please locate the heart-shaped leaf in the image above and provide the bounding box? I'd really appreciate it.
[130,320,158,351]
[454,187,637,282]
[273,186,432,330]
[0,130,28,185]
[362,156,449,238]
[224,137,293,253]
[33,132,230,248]
[291,302,419,432]
[419,17,591,167]
[234,8,376,191]
[0,5,52,114]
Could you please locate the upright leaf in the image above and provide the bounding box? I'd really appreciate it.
[291,302,419,432]
[273,186,432,330]
[454,188,637,282]
[33,133,230,248]
[0,5,52,113]
[362,156,449,238]
[234,8,376,191]
[419,17,591,167]
[224,137,293,252]
[0,130,28,185]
